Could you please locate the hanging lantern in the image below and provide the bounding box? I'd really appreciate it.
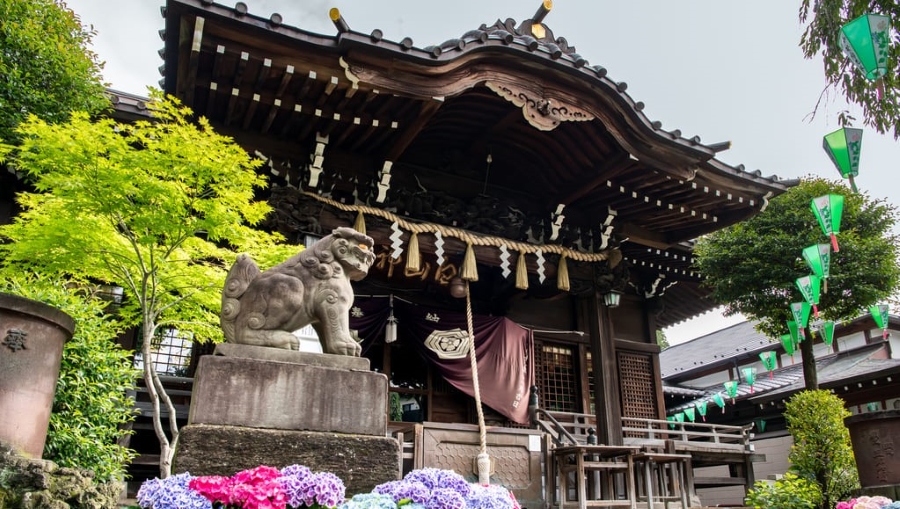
[695,400,708,422]
[821,320,836,352]
[839,13,892,81]
[755,419,767,433]
[759,351,777,379]
[724,380,739,404]
[667,415,676,429]
[741,367,757,394]
[780,334,796,363]
[802,244,832,293]
[684,407,696,423]
[811,194,845,252]
[712,392,726,413]
[674,412,685,423]
[796,275,822,318]
[823,128,863,193]
[869,304,890,339]
[790,301,812,335]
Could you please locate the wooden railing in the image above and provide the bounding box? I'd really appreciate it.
[622,417,754,453]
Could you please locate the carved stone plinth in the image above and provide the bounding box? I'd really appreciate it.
[175,344,399,492]
[174,424,400,495]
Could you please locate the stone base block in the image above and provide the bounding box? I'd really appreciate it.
[190,354,387,436]
[174,424,400,495]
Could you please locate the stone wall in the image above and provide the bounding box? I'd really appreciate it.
[0,442,122,509]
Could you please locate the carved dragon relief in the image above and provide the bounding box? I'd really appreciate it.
[485,80,594,131]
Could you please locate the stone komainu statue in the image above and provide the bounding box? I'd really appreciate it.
[220,227,376,356]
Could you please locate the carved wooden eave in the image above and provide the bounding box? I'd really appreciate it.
[159,0,795,327]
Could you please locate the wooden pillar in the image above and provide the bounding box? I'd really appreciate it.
[586,292,623,445]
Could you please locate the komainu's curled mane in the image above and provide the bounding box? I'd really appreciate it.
[220,227,375,356]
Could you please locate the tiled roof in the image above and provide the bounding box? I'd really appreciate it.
[660,321,777,380]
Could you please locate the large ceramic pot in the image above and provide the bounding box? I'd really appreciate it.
[845,409,900,488]
[0,293,75,458]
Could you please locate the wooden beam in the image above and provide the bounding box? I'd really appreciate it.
[183,16,204,107]
[551,151,630,207]
[586,294,624,445]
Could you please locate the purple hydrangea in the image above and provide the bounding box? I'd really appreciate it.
[425,487,466,509]
[465,483,516,509]
[283,470,346,508]
[281,464,313,479]
[136,472,211,509]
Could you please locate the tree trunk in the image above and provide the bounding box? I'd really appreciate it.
[142,322,179,478]
[800,328,818,390]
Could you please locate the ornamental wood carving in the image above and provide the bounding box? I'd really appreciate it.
[485,81,594,131]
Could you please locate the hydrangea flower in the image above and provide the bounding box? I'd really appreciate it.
[425,487,466,509]
[137,472,212,509]
[339,493,399,509]
[465,483,517,509]
[374,480,430,504]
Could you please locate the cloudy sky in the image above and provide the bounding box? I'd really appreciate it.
[64,0,900,344]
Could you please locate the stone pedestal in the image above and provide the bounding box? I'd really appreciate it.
[174,344,400,493]
[0,293,75,458]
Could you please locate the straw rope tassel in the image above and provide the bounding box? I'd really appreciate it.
[353,211,366,235]
[516,251,528,290]
[464,280,490,484]
[557,255,570,292]
[406,232,421,272]
[461,242,479,281]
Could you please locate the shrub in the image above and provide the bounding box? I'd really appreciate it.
[745,472,822,509]
[1,274,138,482]
[785,390,859,509]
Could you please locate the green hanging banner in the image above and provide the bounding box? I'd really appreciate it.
[823,128,863,193]
[787,320,802,344]
[839,13,892,81]
[724,380,739,404]
[780,333,796,360]
[796,275,822,317]
[811,194,844,252]
[667,415,676,429]
[821,321,836,351]
[674,412,685,423]
[756,419,767,433]
[790,301,812,331]
[684,407,696,423]
[869,304,890,339]
[760,351,777,379]
[802,244,832,293]
[742,367,757,394]
[712,392,726,413]
[695,400,708,422]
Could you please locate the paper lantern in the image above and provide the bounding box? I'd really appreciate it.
[742,367,757,393]
[712,392,726,413]
[667,415,676,429]
[756,419,767,433]
[674,412,685,423]
[790,301,812,332]
[870,304,890,339]
[760,351,777,379]
[796,275,822,317]
[802,244,832,292]
[839,13,892,81]
[695,400,708,422]
[811,194,844,252]
[820,321,836,351]
[823,128,863,193]
[684,407,696,423]
[724,380,739,404]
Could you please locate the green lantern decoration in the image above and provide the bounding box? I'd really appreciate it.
[724,380,739,404]
[802,244,832,293]
[811,194,845,252]
[870,304,890,339]
[674,412,685,423]
[760,351,777,379]
[712,392,726,413]
[796,275,822,318]
[741,367,757,394]
[820,320,836,352]
[839,13,892,81]
[695,400,708,422]
[823,128,863,193]
[684,407,696,423]
[755,419,767,433]
[790,301,812,334]
[667,415,676,429]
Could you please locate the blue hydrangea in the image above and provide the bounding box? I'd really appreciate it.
[339,492,399,509]
[136,472,211,509]
[885,503,900,509]
[465,483,515,509]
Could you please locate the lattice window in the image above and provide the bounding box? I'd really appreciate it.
[134,328,193,376]
[535,343,579,412]
[586,352,595,414]
[617,351,658,426]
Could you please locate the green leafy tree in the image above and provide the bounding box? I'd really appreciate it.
[0,0,108,144]
[0,273,138,482]
[0,92,296,477]
[784,390,858,509]
[694,177,900,389]
[656,329,669,350]
[800,0,900,138]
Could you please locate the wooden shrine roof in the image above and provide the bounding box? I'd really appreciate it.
[158,0,795,327]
